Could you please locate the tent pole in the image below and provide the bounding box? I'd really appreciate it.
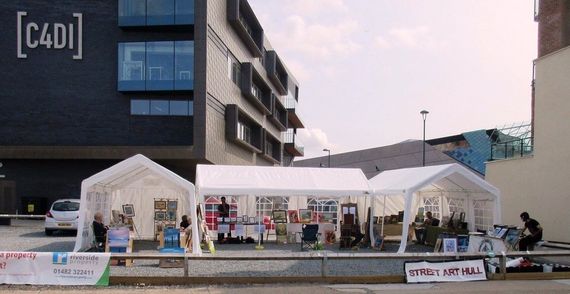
[381,195,386,236]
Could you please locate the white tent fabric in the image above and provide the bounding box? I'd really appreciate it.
[368,163,501,253]
[73,154,201,254]
[195,164,371,199]
[195,164,372,241]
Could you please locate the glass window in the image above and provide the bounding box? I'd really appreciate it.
[175,0,194,24]
[52,201,80,212]
[307,198,339,224]
[174,41,194,90]
[146,41,174,90]
[169,100,189,116]
[119,41,193,92]
[118,42,146,91]
[237,121,252,143]
[131,100,150,115]
[147,0,175,25]
[204,196,238,231]
[150,100,169,115]
[118,0,146,26]
[423,197,441,219]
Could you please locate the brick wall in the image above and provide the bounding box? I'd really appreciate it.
[537,0,570,57]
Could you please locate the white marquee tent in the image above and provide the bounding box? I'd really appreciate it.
[195,164,372,238]
[368,163,501,253]
[73,154,201,254]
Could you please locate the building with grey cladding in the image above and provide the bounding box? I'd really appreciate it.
[294,141,456,179]
[0,0,304,214]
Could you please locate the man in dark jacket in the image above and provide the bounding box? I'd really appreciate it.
[519,211,543,251]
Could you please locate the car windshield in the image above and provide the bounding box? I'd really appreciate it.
[52,202,80,211]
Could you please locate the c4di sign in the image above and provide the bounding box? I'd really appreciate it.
[17,11,83,60]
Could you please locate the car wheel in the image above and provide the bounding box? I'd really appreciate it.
[45,229,54,236]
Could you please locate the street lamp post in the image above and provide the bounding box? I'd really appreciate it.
[323,148,331,168]
[420,110,429,166]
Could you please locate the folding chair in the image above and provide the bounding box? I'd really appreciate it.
[298,224,320,251]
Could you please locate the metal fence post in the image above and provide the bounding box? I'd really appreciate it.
[500,255,507,280]
[183,254,189,277]
[321,252,328,278]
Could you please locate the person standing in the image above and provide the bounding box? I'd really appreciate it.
[217,197,231,242]
[519,212,543,251]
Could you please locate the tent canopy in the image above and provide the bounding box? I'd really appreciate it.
[370,163,499,197]
[195,164,371,199]
[74,154,201,254]
[368,163,501,253]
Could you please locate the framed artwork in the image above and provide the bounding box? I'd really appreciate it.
[242,215,248,222]
[275,223,287,236]
[288,210,299,223]
[443,238,458,253]
[217,217,223,223]
[167,200,177,210]
[154,200,167,210]
[272,210,287,223]
[167,210,176,221]
[505,228,522,249]
[321,212,334,223]
[299,209,313,223]
[457,235,469,252]
[249,217,256,224]
[155,211,166,221]
[122,204,135,217]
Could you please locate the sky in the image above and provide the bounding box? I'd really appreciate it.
[248,0,538,159]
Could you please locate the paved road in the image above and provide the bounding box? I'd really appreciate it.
[0,280,570,293]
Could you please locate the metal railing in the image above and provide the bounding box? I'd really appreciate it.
[107,250,570,282]
[0,214,45,219]
[490,137,533,161]
[283,129,305,154]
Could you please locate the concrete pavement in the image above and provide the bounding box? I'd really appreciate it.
[0,280,570,293]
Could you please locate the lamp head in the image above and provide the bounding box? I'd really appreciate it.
[323,148,330,152]
[420,110,429,120]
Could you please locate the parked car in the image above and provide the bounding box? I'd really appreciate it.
[44,199,80,235]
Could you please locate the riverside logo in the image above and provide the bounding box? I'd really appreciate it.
[52,253,68,265]
[16,11,83,60]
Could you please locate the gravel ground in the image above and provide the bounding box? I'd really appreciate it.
[1,219,434,277]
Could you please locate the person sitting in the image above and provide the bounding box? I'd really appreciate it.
[519,211,543,251]
[414,211,438,245]
[93,212,108,249]
[180,215,190,230]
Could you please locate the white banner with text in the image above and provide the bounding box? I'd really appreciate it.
[405,259,486,283]
[0,252,110,285]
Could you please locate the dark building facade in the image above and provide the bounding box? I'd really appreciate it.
[0,0,304,213]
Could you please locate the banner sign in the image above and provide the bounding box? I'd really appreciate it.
[0,252,110,285]
[405,259,486,283]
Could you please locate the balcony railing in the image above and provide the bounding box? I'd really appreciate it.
[283,129,304,156]
[490,137,533,161]
[284,94,305,127]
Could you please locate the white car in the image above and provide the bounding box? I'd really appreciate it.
[44,199,80,235]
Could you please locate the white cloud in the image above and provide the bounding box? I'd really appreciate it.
[272,15,361,60]
[374,26,445,51]
[374,36,392,49]
[287,0,348,15]
[297,128,342,159]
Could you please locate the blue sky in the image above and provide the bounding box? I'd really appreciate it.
[249,0,537,159]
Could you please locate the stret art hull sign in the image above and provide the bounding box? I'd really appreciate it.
[17,11,83,60]
[405,259,487,283]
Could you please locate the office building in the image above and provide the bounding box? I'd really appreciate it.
[0,0,304,213]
